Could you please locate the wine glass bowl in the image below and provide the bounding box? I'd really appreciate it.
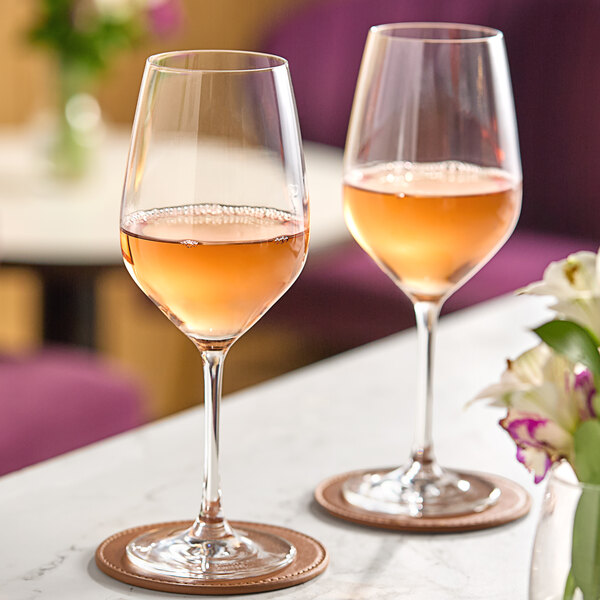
[342,24,522,517]
[344,161,521,303]
[121,205,307,347]
[119,50,308,579]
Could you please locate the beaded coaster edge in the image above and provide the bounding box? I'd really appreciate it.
[95,520,329,595]
[315,468,531,533]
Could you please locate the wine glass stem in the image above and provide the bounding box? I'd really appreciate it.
[189,348,231,540]
[411,300,441,466]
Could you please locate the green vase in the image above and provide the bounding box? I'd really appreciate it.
[51,60,102,178]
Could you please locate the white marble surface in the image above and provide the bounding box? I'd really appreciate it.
[0,126,347,266]
[0,294,552,598]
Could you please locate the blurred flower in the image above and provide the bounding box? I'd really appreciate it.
[30,0,182,75]
[146,0,182,36]
[91,0,182,34]
[29,0,182,178]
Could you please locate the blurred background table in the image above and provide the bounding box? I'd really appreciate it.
[0,128,348,267]
[0,293,548,599]
[0,127,347,346]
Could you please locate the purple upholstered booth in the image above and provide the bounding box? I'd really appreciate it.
[262,0,600,353]
[0,347,145,476]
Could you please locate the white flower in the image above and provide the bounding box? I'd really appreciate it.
[519,250,600,337]
[475,344,596,482]
[93,0,143,20]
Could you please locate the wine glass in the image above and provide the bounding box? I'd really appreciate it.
[120,50,308,579]
[342,24,522,517]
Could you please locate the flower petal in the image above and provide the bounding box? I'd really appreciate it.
[501,414,548,449]
[501,410,573,456]
[475,343,584,432]
[574,369,597,419]
[515,446,552,483]
[472,344,550,406]
[550,299,600,340]
[519,251,599,299]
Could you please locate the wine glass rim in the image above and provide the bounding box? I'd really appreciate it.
[371,22,503,43]
[146,49,289,74]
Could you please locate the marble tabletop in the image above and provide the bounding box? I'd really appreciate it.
[0,294,552,598]
[0,126,349,266]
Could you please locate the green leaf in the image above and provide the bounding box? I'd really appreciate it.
[571,422,600,600]
[594,395,600,419]
[534,320,600,380]
[572,487,600,599]
[563,569,576,600]
[574,421,600,486]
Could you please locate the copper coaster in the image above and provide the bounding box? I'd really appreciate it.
[96,520,329,595]
[315,468,531,533]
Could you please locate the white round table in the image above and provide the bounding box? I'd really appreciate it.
[0,126,349,266]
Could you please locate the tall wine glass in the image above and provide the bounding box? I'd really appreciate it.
[120,50,308,579]
[342,24,522,517]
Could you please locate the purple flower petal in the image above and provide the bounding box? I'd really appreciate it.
[574,369,596,418]
[515,446,552,484]
[515,446,527,465]
[534,460,552,484]
[501,415,548,449]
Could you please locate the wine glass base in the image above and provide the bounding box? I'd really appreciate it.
[126,522,296,580]
[342,464,501,517]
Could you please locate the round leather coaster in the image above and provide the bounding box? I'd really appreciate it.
[95,520,329,595]
[315,468,531,533]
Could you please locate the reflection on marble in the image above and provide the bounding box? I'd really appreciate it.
[0,295,548,598]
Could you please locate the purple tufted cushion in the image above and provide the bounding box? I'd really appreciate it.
[269,229,598,350]
[265,0,525,149]
[264,0,600,239]
[0,347,145,476]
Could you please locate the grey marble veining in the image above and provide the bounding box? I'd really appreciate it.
[0,295,550,599]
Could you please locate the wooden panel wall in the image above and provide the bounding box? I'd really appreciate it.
[0,0,313,125]
[0,268,42,353]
